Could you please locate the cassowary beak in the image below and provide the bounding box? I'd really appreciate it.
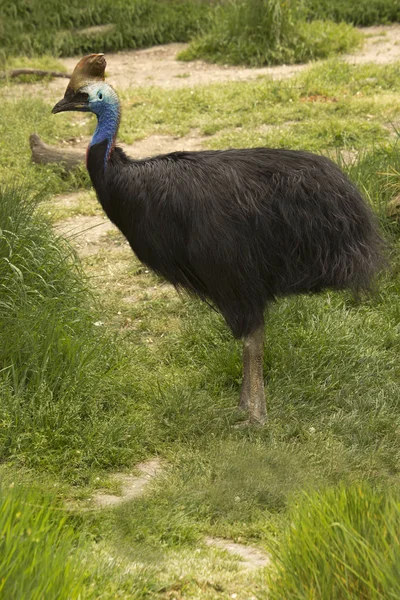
[52,91,89,114]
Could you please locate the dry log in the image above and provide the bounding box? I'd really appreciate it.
[0,68,71,80]
[30,133,85,170]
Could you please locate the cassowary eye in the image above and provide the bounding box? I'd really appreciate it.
[97,91,103,100]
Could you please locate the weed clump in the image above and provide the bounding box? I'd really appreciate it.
[0,186,150,481]
[179,0,361,67]
[267,485,400,599]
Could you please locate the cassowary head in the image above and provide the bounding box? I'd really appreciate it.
[52,53,117,117]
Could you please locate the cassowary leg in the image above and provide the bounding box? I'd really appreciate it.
[239,324,266,424]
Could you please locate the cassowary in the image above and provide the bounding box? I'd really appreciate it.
[52,54,384,424]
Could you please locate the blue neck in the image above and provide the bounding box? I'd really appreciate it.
[90,101,120,166]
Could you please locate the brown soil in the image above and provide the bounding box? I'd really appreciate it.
[346,25,400,65]
[56,214,117,257]
[61,25,400,90]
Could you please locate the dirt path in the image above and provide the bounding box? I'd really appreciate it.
[61,24,400,90]
[92,458,163,508]
[63,43,305,90]
[346,25,400,65]
[7,24,400,107]
[74,456,271,573]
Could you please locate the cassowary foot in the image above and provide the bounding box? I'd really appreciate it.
[234,405,267,428]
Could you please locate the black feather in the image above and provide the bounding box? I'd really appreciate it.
[87,142,384,338]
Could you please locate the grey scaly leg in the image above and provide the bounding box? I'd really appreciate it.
[239,338,251,411]
[238,324,266,424]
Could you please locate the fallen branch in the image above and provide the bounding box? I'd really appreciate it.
[0,68,71,80]
[30,134,85,170]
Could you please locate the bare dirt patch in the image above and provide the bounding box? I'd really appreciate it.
[205,537,271,571]
[128,130,207,156]
[92,458,163,508]
[52,191,86,211]
[48,129,208,158]
[55,214,118,257]
[346,25,400,65]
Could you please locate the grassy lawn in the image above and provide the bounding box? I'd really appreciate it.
[1,45,400,600]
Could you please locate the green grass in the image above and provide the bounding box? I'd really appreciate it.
[16,468,396,599]
[0,0,211,59]
[0,481,165,599]
[0,185,157,482]
[116,61,400,153]
[0,96,89,194]
[5,481,399,598]
[0,55,67,79]
[0,483,86,599]
[2,0,398,70]
[305,0,400,26]
[266,485,400,599]
[180,0,361,66]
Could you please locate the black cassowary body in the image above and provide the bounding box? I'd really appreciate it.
[89,144,380,338]
[52,54,384,424]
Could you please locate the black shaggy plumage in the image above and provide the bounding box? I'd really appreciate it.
[88,142,383,339]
